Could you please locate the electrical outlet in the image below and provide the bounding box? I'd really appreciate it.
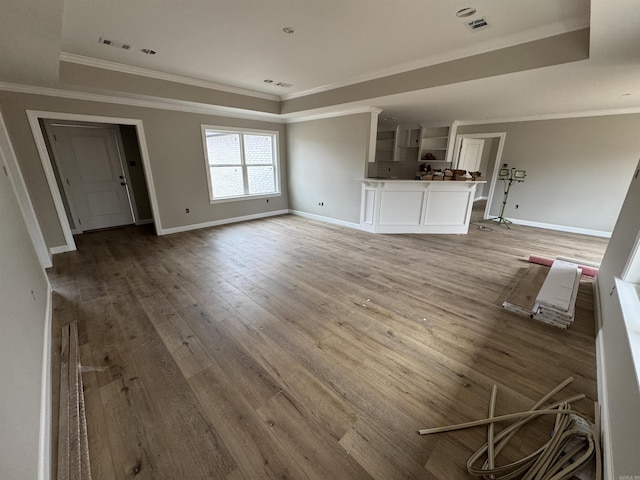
[185,208,190,213]
[515,204,519,209]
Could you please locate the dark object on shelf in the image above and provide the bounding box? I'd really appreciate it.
[423,153,436,160]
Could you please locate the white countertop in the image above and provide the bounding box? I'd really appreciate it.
[361,178,486,183]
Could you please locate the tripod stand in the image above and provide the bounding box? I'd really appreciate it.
[484,167,526,229]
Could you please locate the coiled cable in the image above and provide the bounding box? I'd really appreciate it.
[418,377,601,479]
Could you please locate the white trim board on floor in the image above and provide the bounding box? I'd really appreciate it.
[160,210,289,235]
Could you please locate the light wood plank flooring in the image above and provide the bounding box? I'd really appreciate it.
[47,205,609,479]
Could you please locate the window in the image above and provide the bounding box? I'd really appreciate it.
[202,126,280,202]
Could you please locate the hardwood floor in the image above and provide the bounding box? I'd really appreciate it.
[47,205,609,479]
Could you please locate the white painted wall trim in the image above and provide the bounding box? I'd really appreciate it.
[50,245,73,256]
[26,111,164,251]
[288,209,361,230]
[38,282,53,480]
[26,112,77,252]
[504,217,612,238]
[453,132,507,220]
[160,209,289,235]
[1,82,284,123]
[474,196,489,202]
[456,106,640,127]
[593,278,615,480]
[284,106,382,124]
[7,80,640,131]
[0,111,52,268]
[60,52,280,101]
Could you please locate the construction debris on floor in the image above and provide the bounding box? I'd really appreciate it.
[418,377,601,480]
[502,255,599,329]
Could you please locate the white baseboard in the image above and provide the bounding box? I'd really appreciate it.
[593,278,614,480]
[474,196,488,202]
[288,209,361,230]
[493,217,612,238]
[159,209,289,235]
[49,244,74,256]
[38,282,53,480]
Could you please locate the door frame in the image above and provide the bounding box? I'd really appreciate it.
[26,111,161,253]
[452,132,507,219]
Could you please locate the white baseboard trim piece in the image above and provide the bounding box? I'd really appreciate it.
[593,278,614,480]
[50,244,74,256]
[135,218,154,226]
[288,210,361,230]
[38,282,53,480]
[474,196,488,202]
[160,209,289,235]
[496,218,612,238]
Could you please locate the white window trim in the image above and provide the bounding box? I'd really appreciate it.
[201,124,281,204]
[614,227,640,393]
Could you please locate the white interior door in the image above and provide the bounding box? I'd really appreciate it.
[457,138,485,172]
[50,124,134,231]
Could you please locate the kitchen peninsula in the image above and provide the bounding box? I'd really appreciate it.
[360,179,485,234]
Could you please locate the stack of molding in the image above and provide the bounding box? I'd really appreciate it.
[532,260,582,329]
[502,260,582,329]
[58,322,92,480]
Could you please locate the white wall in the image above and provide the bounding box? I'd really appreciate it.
[458,114,640,233]
[596,159,640,478]
[287,113,373,224]
[0,116,51,479]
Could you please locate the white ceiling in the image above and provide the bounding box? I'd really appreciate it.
[2,0,640,125]
[60,0,589,98]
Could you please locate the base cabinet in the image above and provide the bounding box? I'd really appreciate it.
[360,180,482,234]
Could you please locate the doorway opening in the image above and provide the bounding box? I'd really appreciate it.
[452,132,507,220]
[27,111,161,253]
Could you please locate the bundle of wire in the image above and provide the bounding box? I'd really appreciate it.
[418,377,601,479]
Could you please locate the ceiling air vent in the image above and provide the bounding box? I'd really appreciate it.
[465,18,489,31]
[99,37,131,50]
[275,82,293,88]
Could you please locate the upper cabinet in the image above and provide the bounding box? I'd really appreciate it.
[375,130,396,162]
[419,126,450,163]
[395,125,421,162]
[374,122,457,164]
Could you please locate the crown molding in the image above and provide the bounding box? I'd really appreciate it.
[0,81,286,123]
[456,107,640,126]
[0,81,386,124]
[284,106,382,124]
[4,81,638,128]
[281,22,590,101]
[60,52,280,101]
